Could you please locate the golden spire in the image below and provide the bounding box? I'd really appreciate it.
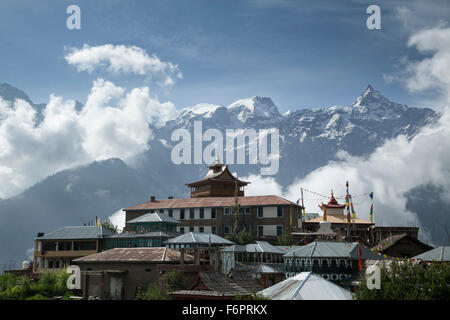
[323,206,327,221]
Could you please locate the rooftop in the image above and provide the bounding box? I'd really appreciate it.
[105,231,180,239]
[127,212,181,224]
[165,232,234,246]
[372,233,433,253]
[221,241,286,254]
[36,226,115,240]
[258,272,354,300]
[73,247,193,263]
[284,241,384,260]
[124,195,301,211]
[412,246,450,262]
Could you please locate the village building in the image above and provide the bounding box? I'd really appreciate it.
[33,226,115,273]
[73,247,193,300]
[169,271,263,300]
[33,212,184,272]
[220,241,285,287]
[282,241,384,282]
[258,271,354,300]
[103,212,181,249]
[123,160,303,240]
[371,233,433,258]
[301,191,419,246]
[165,232,234,270]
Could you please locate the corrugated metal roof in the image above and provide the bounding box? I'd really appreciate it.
[165,232,234,245]
[412,246,450,261]
[124,195,301,211]
[221,241,285,254]
[259,272,354,300]
[127,212,181,224]
[284,242,384,260]
[197,271,263,295]
[233,262,284,274]
[37,226,114,240]
[105,231,180,239]
[73,248,193,263]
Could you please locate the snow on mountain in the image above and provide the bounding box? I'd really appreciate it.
[227,96,282,123]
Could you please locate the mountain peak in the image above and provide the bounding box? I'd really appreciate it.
[0,83,33,104]
[353,85,391,108]
[227,96,281,122]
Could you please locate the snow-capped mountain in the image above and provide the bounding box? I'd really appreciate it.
[151,85,439,186]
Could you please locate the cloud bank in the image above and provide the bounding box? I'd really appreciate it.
[65,44,182,87]
[0,78,175,198]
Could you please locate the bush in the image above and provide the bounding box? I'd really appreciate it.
[0,269,72,299]
[354,260,450,300]
[136,283,169,300]
[277,231,295,246]
[162,270,187,292]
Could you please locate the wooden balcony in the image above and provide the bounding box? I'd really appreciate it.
[35,249,97,258]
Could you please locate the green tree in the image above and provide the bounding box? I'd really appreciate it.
[355,260,450,300]
[277,231,295,246]
[226,229,254,245]
[162,270,188,292]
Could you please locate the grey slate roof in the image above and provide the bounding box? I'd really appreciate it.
[284,241,384,260]
[165,232,234,246]
[127,212,180,224]
[412,246,450,261]
[221,241,285,254]
[37,226,114,240]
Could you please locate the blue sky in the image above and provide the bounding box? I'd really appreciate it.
[0,0,448,112]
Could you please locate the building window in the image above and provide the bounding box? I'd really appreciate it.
[168,209,173,218]
[224,207,231,215]
[189,226,194,232]
[257,207,263,218]
[190,208,195,219]
[212,226,216,234]
[211,207,216,219]
[258,226,263,237]
[180,209,185,220]
[277,225,283,236]
[224,225,230,234]
[200,208,204,219]
[277,206,283,217]
[180,227,184,233]
[199,227,204,233]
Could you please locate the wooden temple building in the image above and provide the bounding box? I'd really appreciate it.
[124,160,303,241]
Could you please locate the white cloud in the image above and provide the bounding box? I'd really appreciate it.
[0,78,175,198]
[65,44,182,87]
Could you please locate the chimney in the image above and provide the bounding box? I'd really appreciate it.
[168,196,173,200]
[150,196,156,202]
